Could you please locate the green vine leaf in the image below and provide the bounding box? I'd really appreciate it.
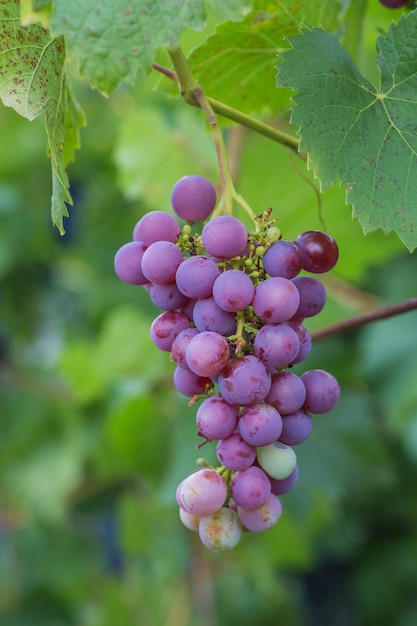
[50,0,207,95]
[277,10,417,251]
[0,0,85,234]
[184,0,358,116]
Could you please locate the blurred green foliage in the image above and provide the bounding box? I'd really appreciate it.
[1,2,417,625]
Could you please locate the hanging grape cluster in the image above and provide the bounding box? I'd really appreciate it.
[114,175,340,551]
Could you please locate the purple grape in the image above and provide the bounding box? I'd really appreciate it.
[193,296,237,336]
[292,276,326,318]
[202,216,248,258]
[265,371,306,415]
[185,331,230,377]
[212,269,255,313]
[133,210,180,245]
[379,0,408,6]
[216,432,257,470]
[173,367,211,397]
[149,282,189,311]
[141,241,184,284]
[301,369,341,414]
[295,230,339,273]
[252,277,300,322]
[262,240,303,278]
[279,408,312,445]
[196,395,239,440]
[150,311,189,351]
[177,298,196,321]
[198,507,242,551]
[170,327,199,369]
[230,466,271,510]
[175,255,220,299]
[114,241,148,285]
[285,321,312,363]
[253,323,300,368]
[269,466,299,496]
[171,175,217,222]
[218,355,271,406]
[237,493,282,532]
[238,402,283,446]
[178,469,227,516]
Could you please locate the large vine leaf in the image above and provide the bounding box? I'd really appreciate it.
[50,0,207,95]
[277,10,417,251]
[183,0,363,116]
[0,0,85,234]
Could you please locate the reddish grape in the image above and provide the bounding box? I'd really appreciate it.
[295,230,339,273]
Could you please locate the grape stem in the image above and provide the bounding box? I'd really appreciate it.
[152,60,301,154]
[167,48,259,226]
[311,296,417,340]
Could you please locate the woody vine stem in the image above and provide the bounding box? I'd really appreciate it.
[153,48,417,336]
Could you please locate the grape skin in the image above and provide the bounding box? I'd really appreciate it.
[114,241,148,285]
[216,432,257,471]
[378,0,407,8]
[212,269,255,313]
[178,469,227,516]
[185,331,230,377]
[176,255,220,299]
[199,507,243,551]
[262,239,303,279]
[179,508,200,531]
[269,466,299,496]
[202,215,248,258]
[193,296,237,336]
[170,327,199,370]
[133,210,180,246]
[266,371,307,415]
[253,323,300,368]
[150,311,189,351]
[238,494,282,532]
[257,441,297,480]
[292,276,326,318]
[295,230,339,273]
[252,277,300,322]
[285,321,312,363]
[149,282,189,311]
[196,395,239,441]
[171,175,217,222]
[218,355,272,406]
[173,367,211,397]
[141,240,184,284]
[238,402,283,447]
[301,369,341,414]
[230,466,272,510]
[279,409,312,446]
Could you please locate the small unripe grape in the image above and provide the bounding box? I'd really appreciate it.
[267,226,281,241]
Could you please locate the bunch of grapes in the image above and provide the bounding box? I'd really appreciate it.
[114,175,340,552]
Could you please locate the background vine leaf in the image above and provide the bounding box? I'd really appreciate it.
[0,0,85,234]
[50,0,207,95]
[184,0,362,116]
[277,10,417,251]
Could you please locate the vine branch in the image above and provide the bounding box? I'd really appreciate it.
[311,297,417,341]
[167,47,259,226]
[152,59,300,155]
